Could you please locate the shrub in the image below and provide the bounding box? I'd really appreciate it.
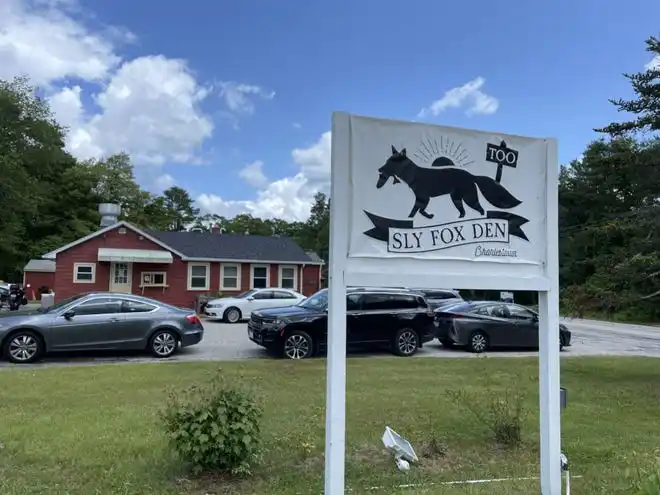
[447,388,526,447]
[638,472,660,495]
[161,372,263,475]
[629,455,660,494]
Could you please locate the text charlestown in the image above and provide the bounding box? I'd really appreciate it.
[388,218,509,253]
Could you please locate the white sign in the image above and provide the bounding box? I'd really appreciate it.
[500,291,514,302]
[348,116,549,272]
[325,112,562,495]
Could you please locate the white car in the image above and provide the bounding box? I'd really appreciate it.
[204,288,306,323]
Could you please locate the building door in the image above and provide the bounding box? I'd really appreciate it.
[109,262,132,294]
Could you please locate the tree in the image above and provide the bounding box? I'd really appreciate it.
[559,138,660,320]
[162,186,200,231]
[0,76,92,280]
[305,192,330,263]
[596,36,660,136]
[561,35,660,321]
[84,153,147,220]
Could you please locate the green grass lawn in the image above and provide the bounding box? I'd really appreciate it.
[1,357,659,494]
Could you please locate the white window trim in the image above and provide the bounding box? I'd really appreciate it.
[140,271,168,288]
[250,264,270,289]
[73,263,96,284]
[278,265,298,291]
[220,263,241,290]
[187,262,210,291]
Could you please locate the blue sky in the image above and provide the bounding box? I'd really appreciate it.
[2,0,659,220]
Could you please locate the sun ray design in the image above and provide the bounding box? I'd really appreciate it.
[414,134,475,167]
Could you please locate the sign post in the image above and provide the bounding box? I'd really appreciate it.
[325,112,561,494]
[324,112,350,495]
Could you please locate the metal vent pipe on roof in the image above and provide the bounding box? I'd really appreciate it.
[99,203,121,227]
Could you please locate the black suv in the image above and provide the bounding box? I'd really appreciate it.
[409,288,464,310]
[247,287,436,359]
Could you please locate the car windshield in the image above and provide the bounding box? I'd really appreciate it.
[40,293,87,313]
[299,289,328,309]
[234,290,256,299]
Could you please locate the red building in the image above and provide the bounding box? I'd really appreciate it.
[32,221,324,308]
[22,259,56,299]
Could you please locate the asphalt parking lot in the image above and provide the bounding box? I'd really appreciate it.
[1,317,659,369]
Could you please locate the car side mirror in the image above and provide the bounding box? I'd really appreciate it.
[63,310,75,319]
[247,296,255,301]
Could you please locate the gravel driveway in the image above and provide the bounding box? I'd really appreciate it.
[0,317,659,369]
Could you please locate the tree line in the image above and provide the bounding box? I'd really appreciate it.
[559,36,660,321]
[1,36,658,320]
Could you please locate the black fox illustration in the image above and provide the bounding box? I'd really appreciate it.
[376,145,522,220]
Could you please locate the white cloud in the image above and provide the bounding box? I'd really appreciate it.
[154,173,175,191]
[2,0,270,169]
[197,132,331,222]
[645,55,660,71]
[47,55,214,165]
[217,81,275,116]
[292,122,302,129]
[239,160,268,188]
[292,131,331,186]
[418,77,499,118]
[0,0,120,86]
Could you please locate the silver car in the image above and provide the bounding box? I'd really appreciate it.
[0,292,204,364]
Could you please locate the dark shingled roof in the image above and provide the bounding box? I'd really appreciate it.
[146,230,322,263]
[24,259,56,272]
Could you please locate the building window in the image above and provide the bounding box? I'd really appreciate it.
[188,263,210,290]
[140,271,167,287]
[221,264,240,290]
[251,265,269,289]
[279,265,297,290]
[74,263,96,283]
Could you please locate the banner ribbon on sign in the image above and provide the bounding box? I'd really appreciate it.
[363,210,530,243]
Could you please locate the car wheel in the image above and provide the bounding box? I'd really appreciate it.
[283,330,313,360]
[4,330,44,364]
[392,328,419,357]
[468,331,489,354]
[223,307,242,324]
[149,329,179,358]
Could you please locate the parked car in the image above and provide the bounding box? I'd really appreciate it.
[433,301,571,353]
[409,288,464,310]
[0,284,10,309]
[204,288,306,323]
[0,292,204,364]
[247,287,436,359]
[0,283,30,311]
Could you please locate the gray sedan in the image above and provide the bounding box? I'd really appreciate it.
[434,301,571,353]
[0,292,204,364]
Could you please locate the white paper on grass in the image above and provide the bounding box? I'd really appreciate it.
[382,426,418,463]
